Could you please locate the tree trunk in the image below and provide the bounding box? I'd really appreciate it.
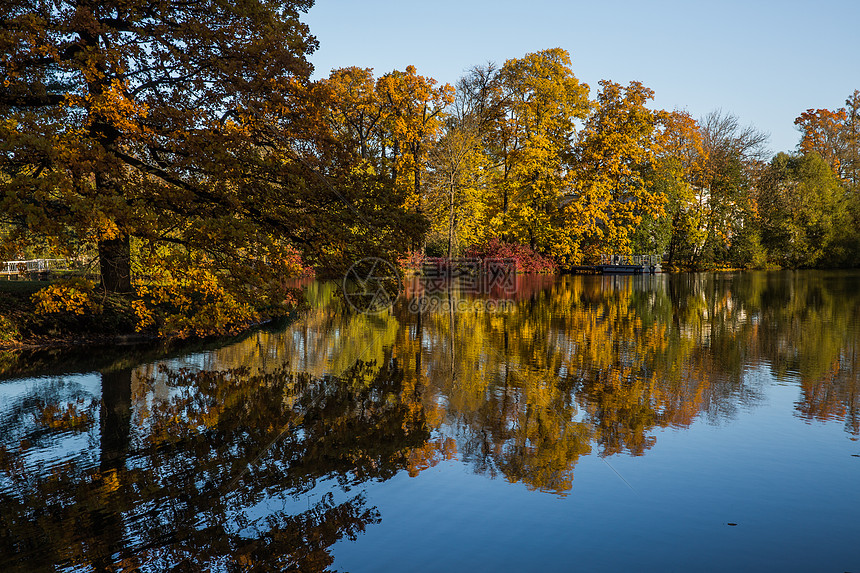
[99,236,132,293]
[414,161,422,215]
[447,181,455,257]
[100,368,132,470]
[91,368,132,572]
[414,154,427,255]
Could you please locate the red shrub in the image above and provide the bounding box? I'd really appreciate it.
[464,238,557,274]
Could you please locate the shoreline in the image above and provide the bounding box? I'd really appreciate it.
[0,278,296,351]
[4,267,858,351]
[0,315,289,352]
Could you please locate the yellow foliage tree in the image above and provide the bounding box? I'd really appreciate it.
[568,80,664,262]
[653,111,710,266]
[490,48,591,257]
[376,66,455,221]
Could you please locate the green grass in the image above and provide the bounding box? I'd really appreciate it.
[0,279,44,295]
[0,282,36,344]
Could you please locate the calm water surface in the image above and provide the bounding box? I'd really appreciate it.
[1,271,859,572]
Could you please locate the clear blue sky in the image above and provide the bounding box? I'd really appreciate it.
[304,0,860,155]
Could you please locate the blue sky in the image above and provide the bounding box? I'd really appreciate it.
[304,0,860,155]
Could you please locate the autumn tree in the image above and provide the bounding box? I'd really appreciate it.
[795,107,848,178]
[568,80,663,260]
[425,122,489,256]
[423,64,506,256]
[375,66,454,222]
[650,111,709,266]
[454,62,507,135]
[794,91,860,194]
[319,66,384,161]
[844,90,860,192]
[0,0,424,328]
[791,91,860,266]
[488,48,590,257]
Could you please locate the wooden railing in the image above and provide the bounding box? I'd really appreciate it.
[599,254,663,266]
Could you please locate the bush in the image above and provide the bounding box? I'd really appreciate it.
[0,314,20,344]
[464,238,557,274]
[31,278,102,315]
[397,250,425,274]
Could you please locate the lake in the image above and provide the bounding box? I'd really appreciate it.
[1,271,859,572]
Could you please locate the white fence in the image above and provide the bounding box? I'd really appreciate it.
[0,259,69,277]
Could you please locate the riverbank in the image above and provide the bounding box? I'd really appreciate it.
[0,279,299,350]
[0,264,832,349]
[0,279,302,379]
[0,280,146,348]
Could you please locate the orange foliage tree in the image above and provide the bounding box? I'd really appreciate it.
[795,107,848,176]
[0,0,425,335]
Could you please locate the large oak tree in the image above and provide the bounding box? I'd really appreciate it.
[0,0,422,302]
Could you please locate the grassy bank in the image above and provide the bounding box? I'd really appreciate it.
[0,279,141,347]
[0,277,303,349]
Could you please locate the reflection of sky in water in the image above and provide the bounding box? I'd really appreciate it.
[334,380,859,572]
[0,373,101,470]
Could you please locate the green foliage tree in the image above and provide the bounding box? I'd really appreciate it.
[792,90,860,267]
[758,152,846,267]
[694,111,768,267]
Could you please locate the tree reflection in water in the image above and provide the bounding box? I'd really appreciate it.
[1,270,858,571]
[0,360,433,572]
[202,271,859,494]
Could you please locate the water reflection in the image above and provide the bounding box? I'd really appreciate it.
[0,360,436,571]
[1,271,858,571]
[211,271,859,485]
